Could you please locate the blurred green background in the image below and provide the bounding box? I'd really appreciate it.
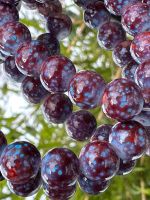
[0,1,150,200]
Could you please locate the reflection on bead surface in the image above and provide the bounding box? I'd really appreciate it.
[117,160,136,175]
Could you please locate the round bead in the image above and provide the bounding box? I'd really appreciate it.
[117,160,137,176]
[102,78,144,121]
[41,148,79,185]
[122,60,138,81]
[84,1,110,29]
[7,170,42,197]
[134,110,150,127]
[0,141,41,184]
[97,21,126,50]
[79,141,119,181]
[69,70,106,109]
[15,40,50,77]
[42,93,73,124]
[65,110,97,141]
[40,55,76,93]
[109,121,148,160]
[46,14,72,41]
[0,130,7,157]
[90,124,112,142]
[112,40,132,68]
[130,32,150,64]
[21,77,48,104]
[78,173,110,195]
[121,3,150,36]
[0,22,31,56]
[3,56,25,83]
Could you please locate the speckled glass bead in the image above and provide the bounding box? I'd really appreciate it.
[117,159,137,176]
[65,110,97,141]
[7,170,42,197]
[41,148,79,185]
[97,21,126,50]
[109,121,148,161]
[0,22,31,56]
[112,40,132,68]
[79,141,119,181]
[0,141,41,184]
[122,60,138,81]
[3,56,25,83]
[21,77,48,104]
[84,1,110,29]
[121,3,150,36]
[0,130,7,157]
[40,55,76,93]
[69,70,106,109]
[15,40,50,77]
[78,173,110,195]
[46,14,72,41]
[104,0,141,16]
[90,124,112,142]
[102,78,144,121]
[130,32,150,64]
[134,110,150,127]
[42,93,73,124]
[135,60,150,107]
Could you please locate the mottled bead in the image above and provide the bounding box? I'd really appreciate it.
[15,40,50,77]
[109,121,148,160]
[117,160,137,176]
[78,173,110,195]
[0,141,41,184]
[40,55,76,93]
[90,124,112,142]
[3,56,25,83]
[97,21,126,50]
[42,94,73,124]
[121,3,150,36]
[112,40,132,68]
[122,60,138,81]
[7,170,42,197]
[130,32,150,64]
[69,70,106,109]
[84,1,110,29]
[65,110,97,141]
[0,22,31,56]
[0,130,7,157]
[134,110,150,127]
[21,77,48,104]
[102,78,144,121]
[46,14,72,41]
[79,141,119,181]
[41,148,79,185]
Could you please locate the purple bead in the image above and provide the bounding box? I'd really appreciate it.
[121,3,150,36]
[40,55,76,93]
[3,56,25,83]
[109,121,148,161]
[97,21,126,50]
[130,32,150,64]
[112,40,132,68]
[21,77,48,104]
[134,110,150,127]
[7,170,42,197]
[0,141,41,184]
[143,0,150,5]
[102,78,144,121]
[0,22,31,56]
[42,93,73,124]
[0,130,7,157]
[79,141,119,181]
[69,70,106,109]
[0,0,20,4]
[90,124,112,142]
[41,148,79,185]
[78,173,110,195]
[65,110,97,141]
[15,40,50,77]
[122,60,138,81]
[84,1,110,29]
[117,159,137,175]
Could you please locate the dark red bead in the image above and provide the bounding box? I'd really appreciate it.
[0,130,7,157]
[79,141,119,181]
[69,70,106,109]
[134,110,150,127]
[109,121,148,160]
[122,60,138,81]
[102,78,144,121]
[117,159,137,175]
